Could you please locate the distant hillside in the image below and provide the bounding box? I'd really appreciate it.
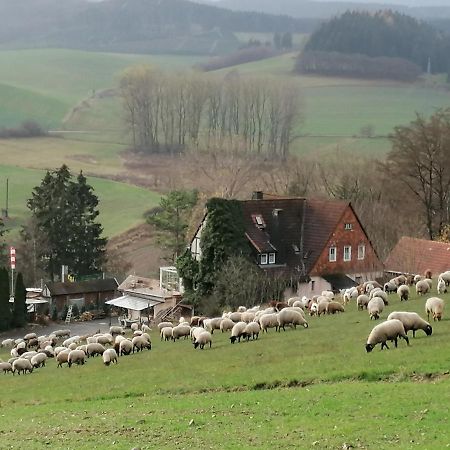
[0,0,313,55]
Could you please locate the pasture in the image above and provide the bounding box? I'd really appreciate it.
[1,288,449,449]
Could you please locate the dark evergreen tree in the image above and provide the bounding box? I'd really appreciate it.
[273,32,282,49]
[0,218,8,268]
[0,267,11,331]
[12,272,27,328]
[281,32,293,49]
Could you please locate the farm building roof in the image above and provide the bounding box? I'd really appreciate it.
[323,274,357,291]
[384,236,450,276]
[105,295,162,311]
[45,278,118,296]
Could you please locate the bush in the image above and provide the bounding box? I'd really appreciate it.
[51,307,58,322]
[0,120,46,139]
[61,305,68,321]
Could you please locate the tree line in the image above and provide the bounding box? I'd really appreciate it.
[120,66,300,159]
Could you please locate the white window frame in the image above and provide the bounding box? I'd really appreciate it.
[358,244,365,260]
[260,253,268,265]
[344,223,353,230]
[268,253,276,264]
[343,246,352,262]
[329,246,337,262]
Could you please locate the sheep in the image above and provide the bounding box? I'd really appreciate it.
[229,312,242,323]
[387,312,432,338]
[133,330,143,337]
[357,294,370,310]
[259,313,279,333]
[326,302,345,314]
[414,274,423,284]
[190,316,202,327]
[243,322,260,341]
[365,319,410,352]
[230,322,248,343]
[397,285,410,302]
[284,306,306,318]
[205,317,222,334]
[76,345,87,355]
[103,348,118,366]
[416,279,431,296]
[119,339,133,356]
[424,278,433,289]
[220,318,235,332]
[237,306,247,313]
[0,362,12,374]
[86,336,98,344]
[160,327,173,342]
[20,351,38,360]
[1,339,15,348]
[292,300,305,310]
[277,309,308,331]
[54,346,66,356]
[67,350,86,367]
[12,358,33,375]
[141,332,151,344]
[27,338,38,349]
[437,278,447,295]
[109,326,125,336]
[287,296,301,306]
[309,302,319,316]
[86,343,105,358]
[241,312,256,323]
[68,343,78,351]
[8,357,19,365]
[16,341,26,350]
[373,290,388,305]
[142,324,151,333]
[62,336,81,347]
[190,327,205,342]
[317,300,329,317]
[132,336,151,353]
[130,322,139,332]
[42,346,55,357]
[322,290,335,300]
[193,331,212,349]
[96,334,113,346]
[23,333,37,341]
[425,297,445,322]
[172,324,191,340]
[56,350,70,368]
[157,321,173,331]
[439,271,450,286]
[54,329,71,339]
[383,281,397,294]
[31,353,47,368]
[367,297,384,320]
[343,288,358,304]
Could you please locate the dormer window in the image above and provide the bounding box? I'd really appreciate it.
[260,253,268,265]
[344,223,353,230]
[268,253,276,264]
[252,214,265,229]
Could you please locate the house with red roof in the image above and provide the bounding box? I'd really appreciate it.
[384,236,450,277]
[190,192,383,297]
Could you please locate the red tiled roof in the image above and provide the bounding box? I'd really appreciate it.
[384,236,450,276]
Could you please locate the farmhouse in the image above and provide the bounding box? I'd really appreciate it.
[385,236,450,277]
[190,192,383,296]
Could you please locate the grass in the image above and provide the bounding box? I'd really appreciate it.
[0,164,160,238]
[1,288,450,448]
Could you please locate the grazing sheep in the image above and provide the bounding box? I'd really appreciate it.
[259,313,279,332]
[414,274,423,284]
[326,302,345,314]
[425,297,445,322]
[383,281,397,294]
[357,294,370,310]
[190,327,205,342]
[172,324,191,340]
[67,350,86,368]
[241,312,256,323]
[371,289,388,305]
[132,336,151,353]
[277,309,308,331]
[157,321,173,331]
[292,300,305,310]
[109,326,125,336]
[205,317,222,334]
[230,322,248,343]
[287,296,301,306]
[1,339,14,348]
[119,339,133,356]
[437,278,447,295]
[62,336,81,347]
[220,318,235,332]
[12,358,33,375]
[23,333,37,341]
[103,348,118,366]
[86,343,106,358]
[237,306,247,313]
[54,346,66,356]
[160,327,173,341]
[387,312,432,338]
[322,290,335,300]
[20,351,38,360]
[439,271,450,286]
[31,353,47,368]
[367,297,384,320]
[243,322,260,340]
[86,336,98,345]
[309,302,319,316]
[317,300,329,316]
[54,329,71,339]
[96,334,113,346]
[397,285,410,302]
[133,330,143,337]
[343,288,358,304]
[142,324,151,333]
[424,278,433,289]
[416,279,431,296]
[229,312,242,322]
[130,322,139,332]
[0,362,12,374]
[56,350,70,368]
[68,343,77,351]
[365,319,410,352]
[190,316,202,327]
[193,331,212,349]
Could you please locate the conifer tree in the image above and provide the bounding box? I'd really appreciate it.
[0,267,11,331]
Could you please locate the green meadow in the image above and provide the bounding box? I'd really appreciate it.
[1,288,449,448]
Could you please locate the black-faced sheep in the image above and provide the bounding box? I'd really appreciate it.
[387,311,432,338]
[67,350,86,368]
[397,285,410,302]
[103,348,118,366]
[425,297,445,321]
[193,331,212,349]
[230,322,248,343]
[367,297,384,320]
[365,319,409,352]
[326,302,345,314]
[277,309,308,331]
[12,358,34,375]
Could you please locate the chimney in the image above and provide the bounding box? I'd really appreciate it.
[252,191,264,200]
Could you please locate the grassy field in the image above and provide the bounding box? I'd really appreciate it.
[0,165,159,238]
[1,288,449,449]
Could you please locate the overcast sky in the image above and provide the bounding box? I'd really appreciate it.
[313,0,450,5]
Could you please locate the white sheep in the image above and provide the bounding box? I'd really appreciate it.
[12,358,33,375]
[86,343,105,358]
[241,312,256,323]
[397,285,410,302]
[387,312,432,338]
[31,353,47,368]
[109,326,125,336]
[230,322,248,343]
[439,271,450,286]
[172,324,191,340]
[326,302,345,314]
[157,321,173,331]
[193,331,212,349]
[67,350,86,367]
[370,289,388,305]
[119,339,133,356]
[243,322,260,341]
[103,348,118,366]
[416,279,431,296]
[367,297,384,320]
[130,322,139,332]
[54,329,71,339]
[277,309,308,331]
[219,318,235,332]
[0,362,12,374]
[23,333,37,341]
[96,334,113,346]
[229,312,242,322]
[1,339,15,348]
[132,336,151,352]
[437,278,447,295]
[237,306,247,313]
[383,281,397,294]
[56,350,70,368]
[425,297,445,322]
[365,319,410,352]
[414,274,423,284]
[142,324,151,333]
[259,313,279,332]
[357,294,370,310]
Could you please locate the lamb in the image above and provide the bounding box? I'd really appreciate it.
[160,327,173,341]
[230,322,248,343]
[343,288,358,304]
[56,350,70,368]
[0,362,12,374]
[132,336,151,352]
[86,343,106,358]
[326,302,345,314]
[397,285,410,302]
[243,322,260,341]
[109,326,125,336]
[157,321,173,331]
[416,279,431,296]
[67,350,86,367]
[119,339,133,356]
[12,358,33,375]
[425,297,445,322]
[367,297,384,320]
[31,353,47,368]
[193,331,212,349]
[277,309,308,331]
[387,312,432,338]
[357,294,370,310]
[259,313,279,332]
[172,324,191,340]
[365,319,409,352]
[437,278,447,295]
[220,318,235,332]
[103,348,118,366]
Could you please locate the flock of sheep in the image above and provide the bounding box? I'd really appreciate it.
[1,269,448,375]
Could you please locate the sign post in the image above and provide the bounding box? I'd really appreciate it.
[9,246,15,301]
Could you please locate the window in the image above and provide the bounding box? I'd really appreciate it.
[358,244,365,260]
[344,223,353,230]
[260,253,268,265]
[268,253,276,264]
[252,214,265,229]
[329,246,337,262]
[311,280,315,291]
[344,246,351,261]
